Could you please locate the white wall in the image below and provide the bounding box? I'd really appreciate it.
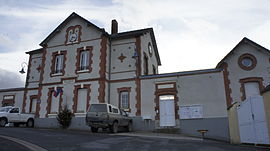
[140,71,228,120]
[0,89,24,109]
[225,43,270,103]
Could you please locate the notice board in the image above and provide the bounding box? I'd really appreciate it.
[180,105,203,119]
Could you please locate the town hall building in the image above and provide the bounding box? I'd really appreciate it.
[1,12,270,144]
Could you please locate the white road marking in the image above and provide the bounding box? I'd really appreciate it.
[0,135,47,151]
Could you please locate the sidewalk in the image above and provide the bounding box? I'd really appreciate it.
[112,131,203,141]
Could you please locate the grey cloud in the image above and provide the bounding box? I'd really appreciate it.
[0,68,24,89]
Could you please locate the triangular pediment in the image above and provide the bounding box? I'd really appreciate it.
[216,37,270,68]
[40,12,108,47]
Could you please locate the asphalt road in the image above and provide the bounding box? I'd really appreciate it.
[0,127,268,151]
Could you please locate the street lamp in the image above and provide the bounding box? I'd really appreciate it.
[19,62,28,74]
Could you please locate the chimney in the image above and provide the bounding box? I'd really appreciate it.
[111,19,118,34]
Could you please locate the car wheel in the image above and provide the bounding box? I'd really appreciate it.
[110,122,118,133]
[91,127,98,133]
[26,119,34,128]
[0,118,7,127]
[14,123,20,127]
[126,122,132,132]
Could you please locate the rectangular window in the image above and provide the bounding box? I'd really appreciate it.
[143,53,148,75]
[117,87,131,112]
[30,97,37,113]
[2,95,15,107]
[77,88,87,113]
[113,108,119,113]
[51,94,60,114]
[120,91,129,109]
[55,55,64,73]
[80,51,89,70]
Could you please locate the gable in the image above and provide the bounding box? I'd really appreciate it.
[40,12,108,47]
[216,37,270,68]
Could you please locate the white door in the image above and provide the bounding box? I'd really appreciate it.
[159,95,176,127]
[251,96,270,144]
[237,96,270,144]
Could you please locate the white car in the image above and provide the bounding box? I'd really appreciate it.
[0,106,35,127]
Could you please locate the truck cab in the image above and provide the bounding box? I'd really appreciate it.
[0,106,35,127]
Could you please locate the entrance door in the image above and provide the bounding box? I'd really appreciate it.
[159,95,176,127]
[237,96,270,144]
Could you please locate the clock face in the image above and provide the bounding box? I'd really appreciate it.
[65,25,81,45]
[69,33,78,42]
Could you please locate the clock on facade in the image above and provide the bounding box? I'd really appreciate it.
[65,25,82,45]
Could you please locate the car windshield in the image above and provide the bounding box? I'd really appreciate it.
[0,107,12,112]
[89,104,107,112]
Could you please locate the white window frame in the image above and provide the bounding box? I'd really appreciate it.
[80,50,89,71]
[120,91,129,109]
[55,55,63,74]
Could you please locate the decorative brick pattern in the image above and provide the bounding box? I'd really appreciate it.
[154,83,179,120]
[98,36,107,103]
[22,54,33,113]
[117,87,131,112]
[72,84,91,113]
[238,53,257,71]
[65,25,82,45]
[239,77,264,101]
[75,46,93,74]
[36,48,47,117]
[135,36,142,116]
[221,62,233,108]
[50,50,67,77]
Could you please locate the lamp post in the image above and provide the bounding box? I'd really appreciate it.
[19,62,28,74]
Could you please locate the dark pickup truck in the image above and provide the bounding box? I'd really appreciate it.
[85,103,132,133]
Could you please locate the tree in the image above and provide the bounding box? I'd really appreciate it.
[57,106,72,129]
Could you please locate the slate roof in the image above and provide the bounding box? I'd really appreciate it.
[140,68,223,79]
[25,48,43,54]
[0,87,25,93]
[112,28,161,65]
[216,37,270,68]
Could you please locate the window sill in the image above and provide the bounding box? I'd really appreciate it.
[77,69,89,73]
[48,113,57,118]
[74,112,86,117]
[51,73,63,76]
[123,108,131,112]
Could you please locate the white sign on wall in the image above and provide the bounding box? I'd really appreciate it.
[3,95,14,100]
[180,105,203,119]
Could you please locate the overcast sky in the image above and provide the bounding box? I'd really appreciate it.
[0,0,270,88]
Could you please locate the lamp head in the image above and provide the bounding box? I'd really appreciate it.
[132,52,139,59]
[19,68,25,74]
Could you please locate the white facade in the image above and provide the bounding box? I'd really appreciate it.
[2,13,270,142]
